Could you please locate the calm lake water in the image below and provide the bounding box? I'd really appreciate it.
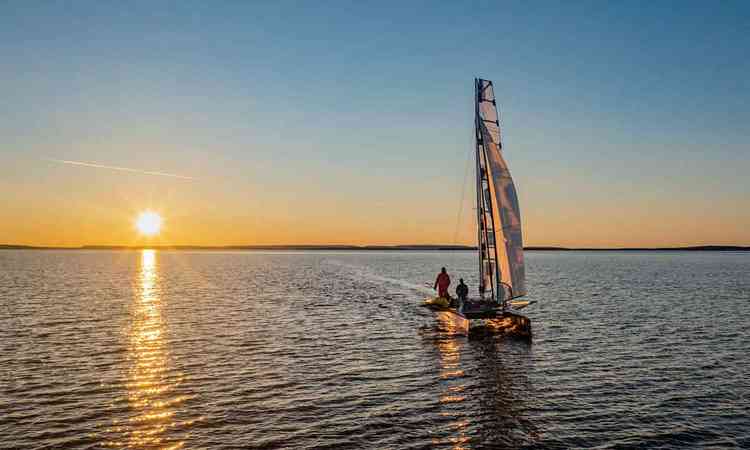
[1,250,749,449]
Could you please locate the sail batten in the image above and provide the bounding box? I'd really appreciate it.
[474,78,526,304]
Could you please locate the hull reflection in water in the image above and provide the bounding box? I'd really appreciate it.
[105,250,191,449]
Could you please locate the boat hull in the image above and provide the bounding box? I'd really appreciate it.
[436,309,470,335]
[422,297,531,338]
[469,312,532,339]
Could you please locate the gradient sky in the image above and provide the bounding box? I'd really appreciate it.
[1,1,748,247]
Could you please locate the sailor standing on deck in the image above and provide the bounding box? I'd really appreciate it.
[433,267,451,299]
[456,279,468,302]
[455,278,469,312]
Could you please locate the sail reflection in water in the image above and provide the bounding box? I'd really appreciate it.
[105,250,192,449]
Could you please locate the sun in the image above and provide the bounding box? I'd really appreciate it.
[136,211,162,236]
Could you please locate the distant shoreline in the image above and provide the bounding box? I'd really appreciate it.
[1,244,749,252]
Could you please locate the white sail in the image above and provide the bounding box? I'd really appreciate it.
[475,79,526,302]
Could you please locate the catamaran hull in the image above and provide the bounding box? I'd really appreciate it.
[470,312,532,339]
[423,298,531,338]
[435,309,470,335]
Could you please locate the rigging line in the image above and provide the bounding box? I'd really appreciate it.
[451,89,476,245]
[451,146,472,245]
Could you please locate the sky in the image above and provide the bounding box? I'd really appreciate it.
[1,1,748,247]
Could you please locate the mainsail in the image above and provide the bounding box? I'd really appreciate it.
[474,78,526,304]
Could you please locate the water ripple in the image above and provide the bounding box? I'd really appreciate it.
[1,250,749,448]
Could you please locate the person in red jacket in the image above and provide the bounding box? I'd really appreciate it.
[433,267,451,298]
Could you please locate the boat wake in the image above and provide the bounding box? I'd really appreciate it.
[324,259,435,296]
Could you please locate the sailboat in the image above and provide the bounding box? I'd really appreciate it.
[423,78,534,337]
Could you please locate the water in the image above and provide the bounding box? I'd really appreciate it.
[1,250,749,449]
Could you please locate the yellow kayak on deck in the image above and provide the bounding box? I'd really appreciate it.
[423,296,452,309]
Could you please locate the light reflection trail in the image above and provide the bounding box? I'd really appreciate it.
[105,250,187,449]
[434,337,471,450]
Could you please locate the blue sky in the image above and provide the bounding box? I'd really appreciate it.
[1,1,748,246]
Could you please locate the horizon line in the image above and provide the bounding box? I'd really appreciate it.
[1,244,749,252]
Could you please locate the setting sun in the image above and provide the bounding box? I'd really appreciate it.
[135,211,162,236]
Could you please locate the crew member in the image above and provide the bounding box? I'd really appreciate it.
[433,267,451,298]
[456,278,469,303]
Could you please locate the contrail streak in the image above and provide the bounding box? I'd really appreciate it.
[43,158,195,180]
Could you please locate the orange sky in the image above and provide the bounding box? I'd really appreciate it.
[2,155,748,248]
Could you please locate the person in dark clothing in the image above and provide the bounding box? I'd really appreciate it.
[455,279,469,310]
[456,279,469,303]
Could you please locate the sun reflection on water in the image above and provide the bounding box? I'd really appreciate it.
[104,250,190,449]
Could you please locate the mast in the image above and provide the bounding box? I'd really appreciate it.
[474,78,500,302]
[474,77,527,306]
[475,79,484,297]
[475,79,487,298]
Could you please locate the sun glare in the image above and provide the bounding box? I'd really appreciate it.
[136,211,162,236]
